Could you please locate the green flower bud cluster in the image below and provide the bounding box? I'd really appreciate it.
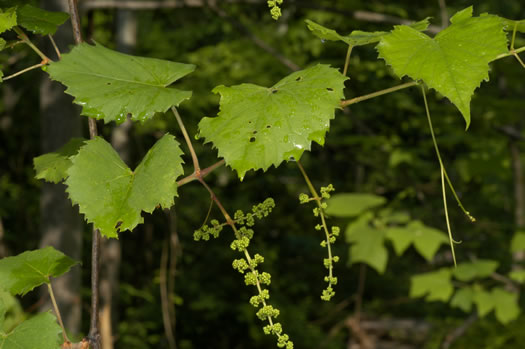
[193,219,223,241]
[299,184,340,301]
[267,0,283,20]
[234,198,275,226]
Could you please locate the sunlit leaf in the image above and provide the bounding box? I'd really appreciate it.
[16,4,68,35]
[377,6,508,128]
[510,232,525,253]
[199,64,347,180]
[47,42,195,124]
[33,138,85,183]
[0,7,16,34]
[345,213,387,273]
[472,287,494,317]
[509,270,525,283]
[0,247,79,296]
[325,193,386,217]
[502,18,525,33]
[491,288,520,324]
[410,268,453,302]
[452,259,499,281]
[386,221,448,260]
[0,312,61,349]
[65,134,184,238]
[450,287,474,312]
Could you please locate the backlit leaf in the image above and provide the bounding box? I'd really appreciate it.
[452,259,499,281]
[199,64,347,180]
[47,42,195,124]
[450,287,474,312]
[510,232,525,252]
[345,214,387,273]
[33,138,85,183]
[65,134,184,238]
[377,6,508,128]
[502,18,525,33]
[16,4,68,35]
[0,7,16,34]
[386,221,448,260]
[491,288,520,324]
[0,312,61,349]
[472,287,494,317]
[509,270,525,283]
[0,247,79,296]
[410,268,453,302]
[325,193,386,217]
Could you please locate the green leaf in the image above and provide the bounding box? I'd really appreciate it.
[345,214,388,273]
[491,288,520,324]
[33,138,86,183]
[509,270,525,283]
[325,193,386,217]
[472,287,495,317]
[450,287,474,312]
[0,312,61,349]
[16,4,69,35]
[377,6,508,128]
[0,247,79,296]
[0,288,23,333]
[452,259,499,281]
[410,268,453,302]
[502,18,525,33]
[305,18,430,47]
[385,221,448,260]
[198,64,347,180]
[65,134,184,238]
[47,42,195,124]
[0,7,16,34]
[510,232,525,253]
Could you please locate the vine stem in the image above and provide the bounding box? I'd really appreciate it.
[172,107,200,172]
[67,0,101,347]
[421,86,458,266]
[48,34,61,59]
[341,81,418,107]
[12,26,51,63]
[296,160,335,291]
[2,62,46,81]
[342,45,353,77]
[48,282,71,343]
[176,160,225,187]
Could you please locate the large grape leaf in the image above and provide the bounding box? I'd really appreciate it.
[325,193,386,217]
[377,6,508,128]
[0,312,61,349]
[305,18,430,47]
[410,268,453,302]
[0,7,16,34]
[33,138,85,183]
[16,4,69,35]
[198,64,347,180]
[0,247,79,296]
[47,42,195,124]
[452,259,499,281]
[386,221,448,261]
[65,134,184,238]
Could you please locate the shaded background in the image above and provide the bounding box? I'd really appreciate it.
[1,0,525,348]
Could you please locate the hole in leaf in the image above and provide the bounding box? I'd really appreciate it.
[272,89,278,94]
[252,130,257,134]
[266,125,271,128]
[296,77,302,81]
[249,137,256,143]
[326,87,334,91]
[106,82,111,85]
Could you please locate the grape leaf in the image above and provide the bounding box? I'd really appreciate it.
[33,138,85,183]
[65,134,184,238]
[0,312,61,349]
[16,4,69,35]
[502,18,525,33]
[452,259,499,281]
[472,287,494,317]
[377,6,508,128]
[491,288,520,324]
[0,7,16,34]
[345,213,388,273]
[410,268,453,302]
[305,18,430,46]
[509,270,525,283]
[325,193,386,217]
[47,42,195,124]
[0,288,23,333]
[450,287,474,312]
[199,64,347,180]
[510,232,525,252]
[0,247,79,296]
[386,221,448,260]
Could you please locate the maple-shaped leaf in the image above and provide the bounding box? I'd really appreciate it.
[472,287,494,317]
[325,193,386,217]
[0,312,61,349]
[33,138,85,183]
[0,7,16,34]
[345,213,388,273]
[410,268,453,302]
[305,18,430,47]
[47,42,195,124]
[386,221,448,261]
[491,288,520,324]
[0,247,79,296]
[377,6,508,128]
[65,134,184,238]
[16,4,69,35]
[199,64,347,180]
[450,286,474,312]
[452,259,499,281]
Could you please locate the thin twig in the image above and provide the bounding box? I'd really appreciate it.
[342,45,353,77]
[354,264,367,322]
[12,27,51,63]
[441,313,478,349]
[2,62,46,81]
[176,160,226,187]
[437,0,448,28]
[48,282,71,343]
[48,34,61,59]
[341,81,418,107]
[160,241,176,349]
[171,107,200,172]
